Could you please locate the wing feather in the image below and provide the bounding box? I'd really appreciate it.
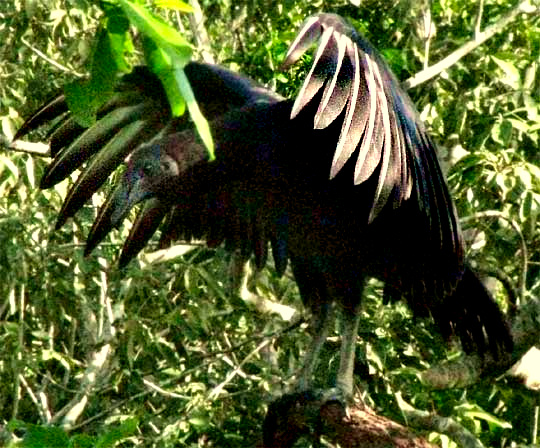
[313,32,349,129]
[119,199,170,268]
[290,26,334,120]
[56,119,152,229]
[329,42,362,178]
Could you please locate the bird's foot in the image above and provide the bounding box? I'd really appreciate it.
[262,388,348,448]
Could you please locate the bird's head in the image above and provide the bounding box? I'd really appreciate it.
[110,130,208,226]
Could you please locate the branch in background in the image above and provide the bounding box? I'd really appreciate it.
[475,0,485,39]
[403,0,539,89]
[188,0,215,64]
[208,339,271,400]
[51,343,113,429]
[50,253,116,430]
[8,139,50,156]
[422,297,540,389]
[396,392,487,448]
[21,38,84,77]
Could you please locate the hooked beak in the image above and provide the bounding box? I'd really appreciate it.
[110,170,151,227]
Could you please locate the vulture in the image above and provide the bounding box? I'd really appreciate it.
[15,12,512,420]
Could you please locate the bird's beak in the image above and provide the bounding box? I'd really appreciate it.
[110,170,150,227]
[84,172,150,257]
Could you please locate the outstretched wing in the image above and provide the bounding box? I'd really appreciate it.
[283,13,462,262]
[15,63,282,265]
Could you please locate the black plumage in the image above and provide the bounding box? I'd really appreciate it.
[15,13,512,401]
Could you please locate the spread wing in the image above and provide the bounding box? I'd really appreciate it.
[282,13,462,261]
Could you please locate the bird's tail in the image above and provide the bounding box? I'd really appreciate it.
[435,266,513,361]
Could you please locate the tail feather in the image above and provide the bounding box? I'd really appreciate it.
[437,266,513,359]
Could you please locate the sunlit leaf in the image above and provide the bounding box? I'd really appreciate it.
[491,56,521,90]
[155,0,193,12]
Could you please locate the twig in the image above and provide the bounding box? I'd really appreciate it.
[421,3,434,70]
[11,285,26,421]
[18,374,51,423]
[475,0,485,39]
[142,377,191,399]
[21,38,84,77]
[68,317,304,431]
[8,140,50,157]
[207,339,271,400]
[396,392,486,448]
[403,0,539,89]
[52,343,113,429]
[188,0,215,63]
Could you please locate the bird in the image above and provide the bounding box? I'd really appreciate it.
[15,11,512,429]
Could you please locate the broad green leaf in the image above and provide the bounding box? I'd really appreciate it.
[117,0,192,60]
[64,79,95,128]
[68,434,95,448]
[515,165,532,189]
[65,27,122,127]
[141,37,214,158]
[142,37,186,116]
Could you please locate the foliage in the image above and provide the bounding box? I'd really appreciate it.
[1,0,539,447]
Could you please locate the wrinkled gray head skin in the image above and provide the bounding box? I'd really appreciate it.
[110,131,206,225]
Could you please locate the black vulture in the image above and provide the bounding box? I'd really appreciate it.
[15,12,512,426]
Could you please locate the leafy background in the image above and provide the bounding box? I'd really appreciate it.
[0,0,539,446]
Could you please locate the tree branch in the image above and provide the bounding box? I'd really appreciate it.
[422,296,540,389]
[403,0,539,90]
[188,0,215,64]
[8,139,50,157]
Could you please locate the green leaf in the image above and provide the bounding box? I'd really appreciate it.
[64,80,95,128]
[155,0,194,12]
[456,403,512,429]
[105,15,133,73]
[65,26,124,127]
[491,56,521,90]
[141,36,214,158]
[523,93,538,121]
[68,434,95,448]
[22,425,70,448]
[176,67,214,159]
[117,0,192,58]
[95,418,138,448]
[507,117,532,134]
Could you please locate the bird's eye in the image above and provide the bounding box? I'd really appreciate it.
[161,159,176,174]
[160,161,170,173]
[141,161,154,176]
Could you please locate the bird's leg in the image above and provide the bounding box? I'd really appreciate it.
[295,301,335,392]
[335,305,361,400]
[227,248,249,296]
